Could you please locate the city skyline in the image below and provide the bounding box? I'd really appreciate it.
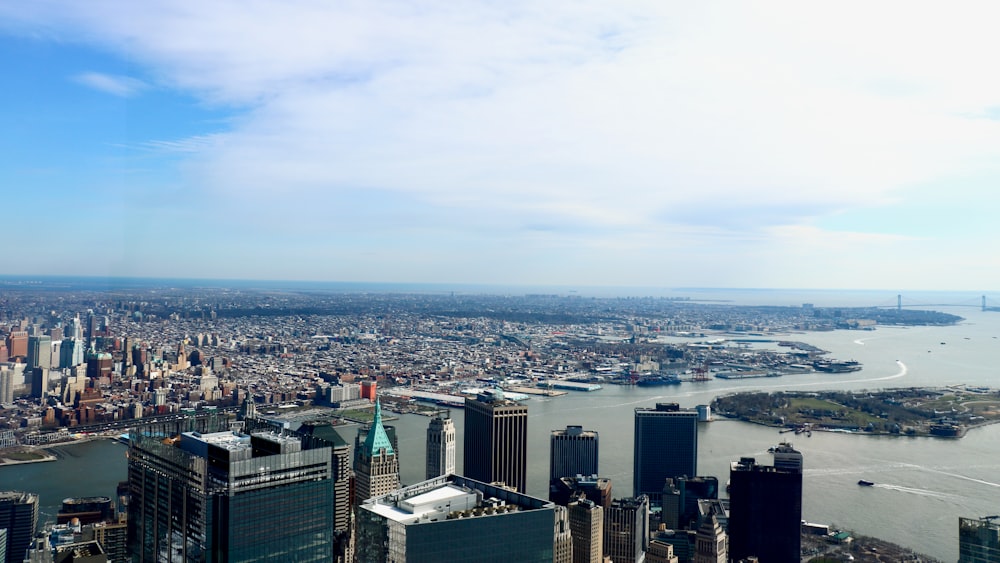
[3,2,1000,290]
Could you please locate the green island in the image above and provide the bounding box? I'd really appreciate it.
[711,387,1000,437]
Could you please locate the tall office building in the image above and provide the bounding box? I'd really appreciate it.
[727,443,803,563]
[0,491,39,563]
[567,498,603,563]
[959,516,1000,563]
[426,412,456,480]
[549,475,613,509]
[5,331,27,360]
[354,399,400,503]
[464,390,528,493]
[85,352,112,382]
[127,426,334,562]
[553,506,573,563]
[661,476,719,530]
[30,368,47,399]
[0,369,13,404]
[26,335,51,370]
[693,514,727,563]
[604,496,649,563]
[66,316,83,340]
[634,403,698,502]
[645,535,680,563]
[356,474,557,563]
[296,421,353,561]
[550,425,599,481]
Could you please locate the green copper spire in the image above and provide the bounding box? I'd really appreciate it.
[363,398,395,456]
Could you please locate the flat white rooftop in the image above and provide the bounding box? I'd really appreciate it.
[368,484,478,524]
[183,431,251,450]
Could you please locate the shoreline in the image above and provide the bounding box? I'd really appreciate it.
[0,435,117,467]
[713,413,1000,439]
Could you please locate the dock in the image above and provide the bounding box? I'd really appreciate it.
[506,386,568,397]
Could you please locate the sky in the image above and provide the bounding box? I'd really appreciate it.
[2,1,1000,291]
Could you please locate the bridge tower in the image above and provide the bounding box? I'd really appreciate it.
[897,294,902,312]
[983,295,987,312]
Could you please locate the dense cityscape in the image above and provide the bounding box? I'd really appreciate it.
[7,0,1000,561]
[0,278,996,562]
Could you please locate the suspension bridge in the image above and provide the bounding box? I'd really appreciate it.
[873,294,1000,311]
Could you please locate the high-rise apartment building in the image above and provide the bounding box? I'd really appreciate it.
[354,399,400,503]
[360,380,377,401]
[634,403,698,502]
[567,498,603,563]
[959,516,1000,563]
[127,426,334,562]
[550,425,599,481]
[0,491,39,563]
[328,383,361,406]
[604,496,649,563]
[464,390,528,493]
[5,331,27,360]
[426,412,456,480]
[356,474,557,563]
[727,443,803,563]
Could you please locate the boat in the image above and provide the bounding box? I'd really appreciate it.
[858,480,874,487]
[636,375,682,386]
[813,360,862,373]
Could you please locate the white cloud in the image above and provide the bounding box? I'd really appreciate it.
[7,0,1000,287]
[74,71,147,97]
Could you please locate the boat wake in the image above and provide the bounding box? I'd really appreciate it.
[873,483,960,500]
[679,361,909,397]
[900,462,1000,489]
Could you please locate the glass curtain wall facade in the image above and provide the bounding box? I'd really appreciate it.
[127,422,333,562]
[633,403,698,503]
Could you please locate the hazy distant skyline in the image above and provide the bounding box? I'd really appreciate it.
[3,2,999,290]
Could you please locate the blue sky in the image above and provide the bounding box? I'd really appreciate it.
[3,1,1000,290]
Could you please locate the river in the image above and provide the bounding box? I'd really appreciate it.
[4,298,999,562]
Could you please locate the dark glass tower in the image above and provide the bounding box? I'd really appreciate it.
[0,491,38,563]
[633,403,698,503]
[127,426,334,562]
[464,390,528,493]
[549,425,599,481]
[959,516,1000,563]
[727,443,803,563]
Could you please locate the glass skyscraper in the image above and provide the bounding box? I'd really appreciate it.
[633,403,698,503]
[727,444,803,563]
[959,516,1000,563]
[127,424,334,562]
